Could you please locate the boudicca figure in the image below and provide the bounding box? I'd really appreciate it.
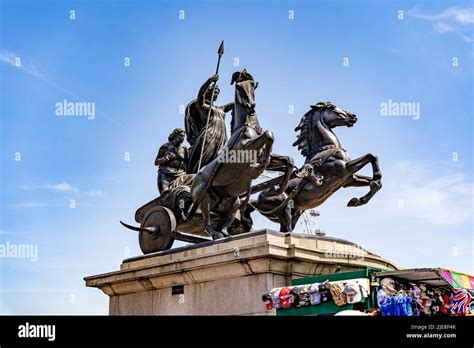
[184,74,234,173]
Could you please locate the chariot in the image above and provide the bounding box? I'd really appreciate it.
[120,176,285,254]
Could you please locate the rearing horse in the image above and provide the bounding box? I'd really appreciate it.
[190,70,274,240]
[244,101,382,232]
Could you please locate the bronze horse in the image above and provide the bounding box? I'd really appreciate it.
[190,70,275,240]
[244,101,382,232]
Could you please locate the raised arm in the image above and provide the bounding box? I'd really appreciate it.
[196,74,219,108]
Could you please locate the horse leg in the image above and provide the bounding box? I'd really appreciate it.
[250,137,275,176]
[344,154,382,207]
[217,198,239,237]
[343,174,371,188]
[291,211,302,231]
[241,201,255,232]
[346,153,382,181]
[201,194,226,240]
[238,191,253,232]
[348,177,382,207]
[279,204,293,232]
[242,130,274,154]
[266,153,294,196]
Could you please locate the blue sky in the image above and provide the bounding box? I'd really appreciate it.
[0,0,472,314]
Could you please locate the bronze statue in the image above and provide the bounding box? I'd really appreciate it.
[243,102,382,232]
[120,43,383,255]
[189,69,274,240]
[185,71,234,173]
[227,69,294,229]
[186,42,232,174]
[154,128,191,194]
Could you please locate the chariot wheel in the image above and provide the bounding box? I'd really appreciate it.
[139,206,176,254]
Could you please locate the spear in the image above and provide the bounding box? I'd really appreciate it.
[196,40,224,172]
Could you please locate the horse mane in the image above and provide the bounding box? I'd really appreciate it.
[231,69,257,134]
[292,101,335,158]
[231,68,254,85]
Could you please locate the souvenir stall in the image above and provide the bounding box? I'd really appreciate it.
[263,267,378,316]
[373,268,473,316]
[262,267,473,316]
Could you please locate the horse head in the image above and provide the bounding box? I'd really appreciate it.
[293,101,357,159]
[316,101,357,128]
[231,69,259,132]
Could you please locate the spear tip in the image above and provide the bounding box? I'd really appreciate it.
[218,40,224,55]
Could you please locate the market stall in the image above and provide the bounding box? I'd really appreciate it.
[373,268,473,316]
[264,267,379,316]
[262,267,473,316]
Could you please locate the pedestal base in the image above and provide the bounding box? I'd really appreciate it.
[84,230,397,315]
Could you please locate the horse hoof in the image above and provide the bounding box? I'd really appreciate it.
[347,198,359,207]
[221,229,230,237]
[212,231,228,240]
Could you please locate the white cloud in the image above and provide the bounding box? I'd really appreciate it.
[1,50,116,125]
[84,190,102,196]
[20,182,78,192]
[408,6,474,24]
[0,50,44,78]
[456,32,473,44]
[44,182,78,192]
[388,162,473,226]
[0,50,79,96]
[7,202,51,209]
[433,21,455,33]
[408,6,474,43]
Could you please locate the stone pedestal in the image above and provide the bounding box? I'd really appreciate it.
[84,230,397,315]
